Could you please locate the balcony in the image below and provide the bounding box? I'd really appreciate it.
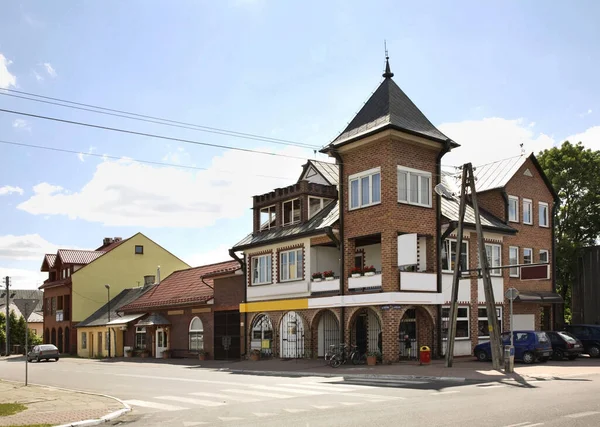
[348,272,382,290]
[247,280,310,301]
[311,278,340,293]
[400,272,436,292]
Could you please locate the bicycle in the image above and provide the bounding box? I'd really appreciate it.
[328,344,367,367]
[327,343,347,368]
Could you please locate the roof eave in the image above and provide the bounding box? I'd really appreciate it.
[231,228,332,252]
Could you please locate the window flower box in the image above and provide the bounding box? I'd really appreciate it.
[312,272,323,282]
[364,266,376,277]
[351,267,363,278]
[323,271,335,281]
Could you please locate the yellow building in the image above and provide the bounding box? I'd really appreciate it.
[40,233,190,354]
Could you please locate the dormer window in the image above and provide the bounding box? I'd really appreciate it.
[260,205,277,231]
[308,197,332,219]
[282,199,301,226]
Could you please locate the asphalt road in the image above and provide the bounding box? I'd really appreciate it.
[1,358,600,427]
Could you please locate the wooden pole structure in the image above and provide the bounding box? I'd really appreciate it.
[445,164,469,367]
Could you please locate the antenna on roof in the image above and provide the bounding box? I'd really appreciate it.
[383,40,394,79]
[520,142,525,156]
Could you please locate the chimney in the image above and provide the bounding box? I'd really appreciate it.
[156,265,161,284]
[143,275,155,288]
[103,237,114,246]
[113,237,123,242]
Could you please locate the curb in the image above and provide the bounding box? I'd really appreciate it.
[219,368,466,382]
[1,379,131,427]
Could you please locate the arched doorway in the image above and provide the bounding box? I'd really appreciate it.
[316,310,339,357]
[51,328,56,346]
[250,314,273,357]
[399,307,435,359]
[57,328,63,353]
[279,311,305,358]
[65,327,70,354]
[350,308,381,355]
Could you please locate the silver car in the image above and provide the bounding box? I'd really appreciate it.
[27,344,60,362]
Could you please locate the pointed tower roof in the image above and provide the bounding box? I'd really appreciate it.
[323,57,457,150]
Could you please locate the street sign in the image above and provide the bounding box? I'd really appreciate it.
[505,288,519,301]
[13,299,39,320]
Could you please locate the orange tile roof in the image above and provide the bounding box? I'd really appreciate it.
[121,260,239,311]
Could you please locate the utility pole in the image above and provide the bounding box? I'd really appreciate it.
[445,165,468,367]
[4,276,10,357]
[468,163,503,370]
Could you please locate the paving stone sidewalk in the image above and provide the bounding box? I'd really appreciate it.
[0,381,125,427]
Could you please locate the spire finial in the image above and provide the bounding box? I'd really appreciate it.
[383,40,394,79]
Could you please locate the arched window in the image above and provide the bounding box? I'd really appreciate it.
[189,317,204,351]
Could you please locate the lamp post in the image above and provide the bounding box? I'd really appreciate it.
[105,284,111,358]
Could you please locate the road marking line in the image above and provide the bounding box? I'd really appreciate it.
[189,392,260,402]
[222,388,295,399]
[183,423,209,426]
[155,396,226,407]
[503,423,542,427]
[312,382,376,389]
[253,412,277,417]
[278,383,357,392]
[430,391,460,395]
[218,417,245,422]
[123,399,188,411]
[312,405,334,409]
[284,408,308,413]
[340,402,363,406]
[249,385,324,395]
[565,411,600,418]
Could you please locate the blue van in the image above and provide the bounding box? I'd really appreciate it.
[474,331,552,364]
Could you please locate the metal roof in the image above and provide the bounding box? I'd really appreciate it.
[325,75,452,148]
[441,197,516,233]
[76,287,154,328]
[310,160,339,185]
[106,313,145,326]
[57,249,106,265]
[135,313,171,327]
[472,155,527,192]
[232,200,339,250]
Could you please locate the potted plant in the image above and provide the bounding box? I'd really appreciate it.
[364,266,376,276]
[162,349,171,359]
[367,350,380,366]
[249,349,261,361]
[350,267,362,278]
[140,349,150,358]
[312,272,323,282]
[323,270,335,281]
[198,350,208,361]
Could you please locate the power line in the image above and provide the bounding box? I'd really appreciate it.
[0,108,317,161]
[0,139,295,181]
[0,88,320,150]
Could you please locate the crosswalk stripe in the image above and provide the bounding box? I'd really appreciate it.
[218,417,245,422]
[183,423,209,426]
[189,392,260,402]
[222,388,295,399]
[565,411,600,418]
[123,399,188,411]
[430,391,460,396]
[284,408,308,413]
[155,396,226,407]
[278,383,357,392]
[249,385,324,395]
[253,412,277,417]
[340,402,363,406]
[338,392,404,401]
[312,405,334,409]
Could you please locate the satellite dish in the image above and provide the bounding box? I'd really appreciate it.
[434,182,455,199]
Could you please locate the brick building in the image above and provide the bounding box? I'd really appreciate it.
[230,57,559,362]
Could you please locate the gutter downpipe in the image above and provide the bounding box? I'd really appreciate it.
[229,248,247,358]
[436,139,452,358]
[330,149,345,345]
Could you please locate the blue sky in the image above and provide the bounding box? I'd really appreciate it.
[1,0,600,289]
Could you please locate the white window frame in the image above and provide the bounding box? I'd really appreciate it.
[251,254,272,285]
[484,243,502,276]
[259,205,276,231]
[308,197,332,219]
[539,249,549,264]
[282,198,301,226]
[397,166,432,208]
[189,317,204,352]
[538,202,549,227]
[349,167,381,210]
[523,198,533,225]
[81,332,87,349]
[508,195,519,222]
[279,248,303,282]
[523,248,533,265]
[442,239,469,273]
[478,306,503,339]
[135,327,146,349]
[441,306,470,340]
[509,246,520,278]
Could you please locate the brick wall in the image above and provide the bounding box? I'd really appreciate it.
[214,275,245,310]
[42,284,75,353]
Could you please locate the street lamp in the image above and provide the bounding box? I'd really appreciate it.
[105,284,111,358]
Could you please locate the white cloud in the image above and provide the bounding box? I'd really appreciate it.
[186,244,235,267]
[32,70,44,82]
[0,234,61,260]
[77,146,97,162]
[564,126,600,150]
[162,146,191,165]
[0,185,24,196]
[0,267,45,290]
[12,119,31,131]
[0,53,17,89]
[439,117,556,167]
[18,147,323,228]
[43,62,57,78]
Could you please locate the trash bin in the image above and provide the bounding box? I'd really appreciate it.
[419,346,431,365]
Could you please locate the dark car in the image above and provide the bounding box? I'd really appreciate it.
[546,331,583,360]
[564,324,600,358]
[27,344,60,362]
[474,331,552,364]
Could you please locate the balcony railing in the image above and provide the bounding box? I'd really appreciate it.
[311,277,340,293]
[399,272,436,292]
[348,272,382,290]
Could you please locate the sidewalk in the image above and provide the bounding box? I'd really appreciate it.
[0,380,128,427]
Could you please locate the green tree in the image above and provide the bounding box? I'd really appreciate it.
[537,141,600,324]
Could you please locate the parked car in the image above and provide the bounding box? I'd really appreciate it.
[545,331,583,360]
[27,344,60,362]
[474,331,552,364]
[564,324,600,358]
